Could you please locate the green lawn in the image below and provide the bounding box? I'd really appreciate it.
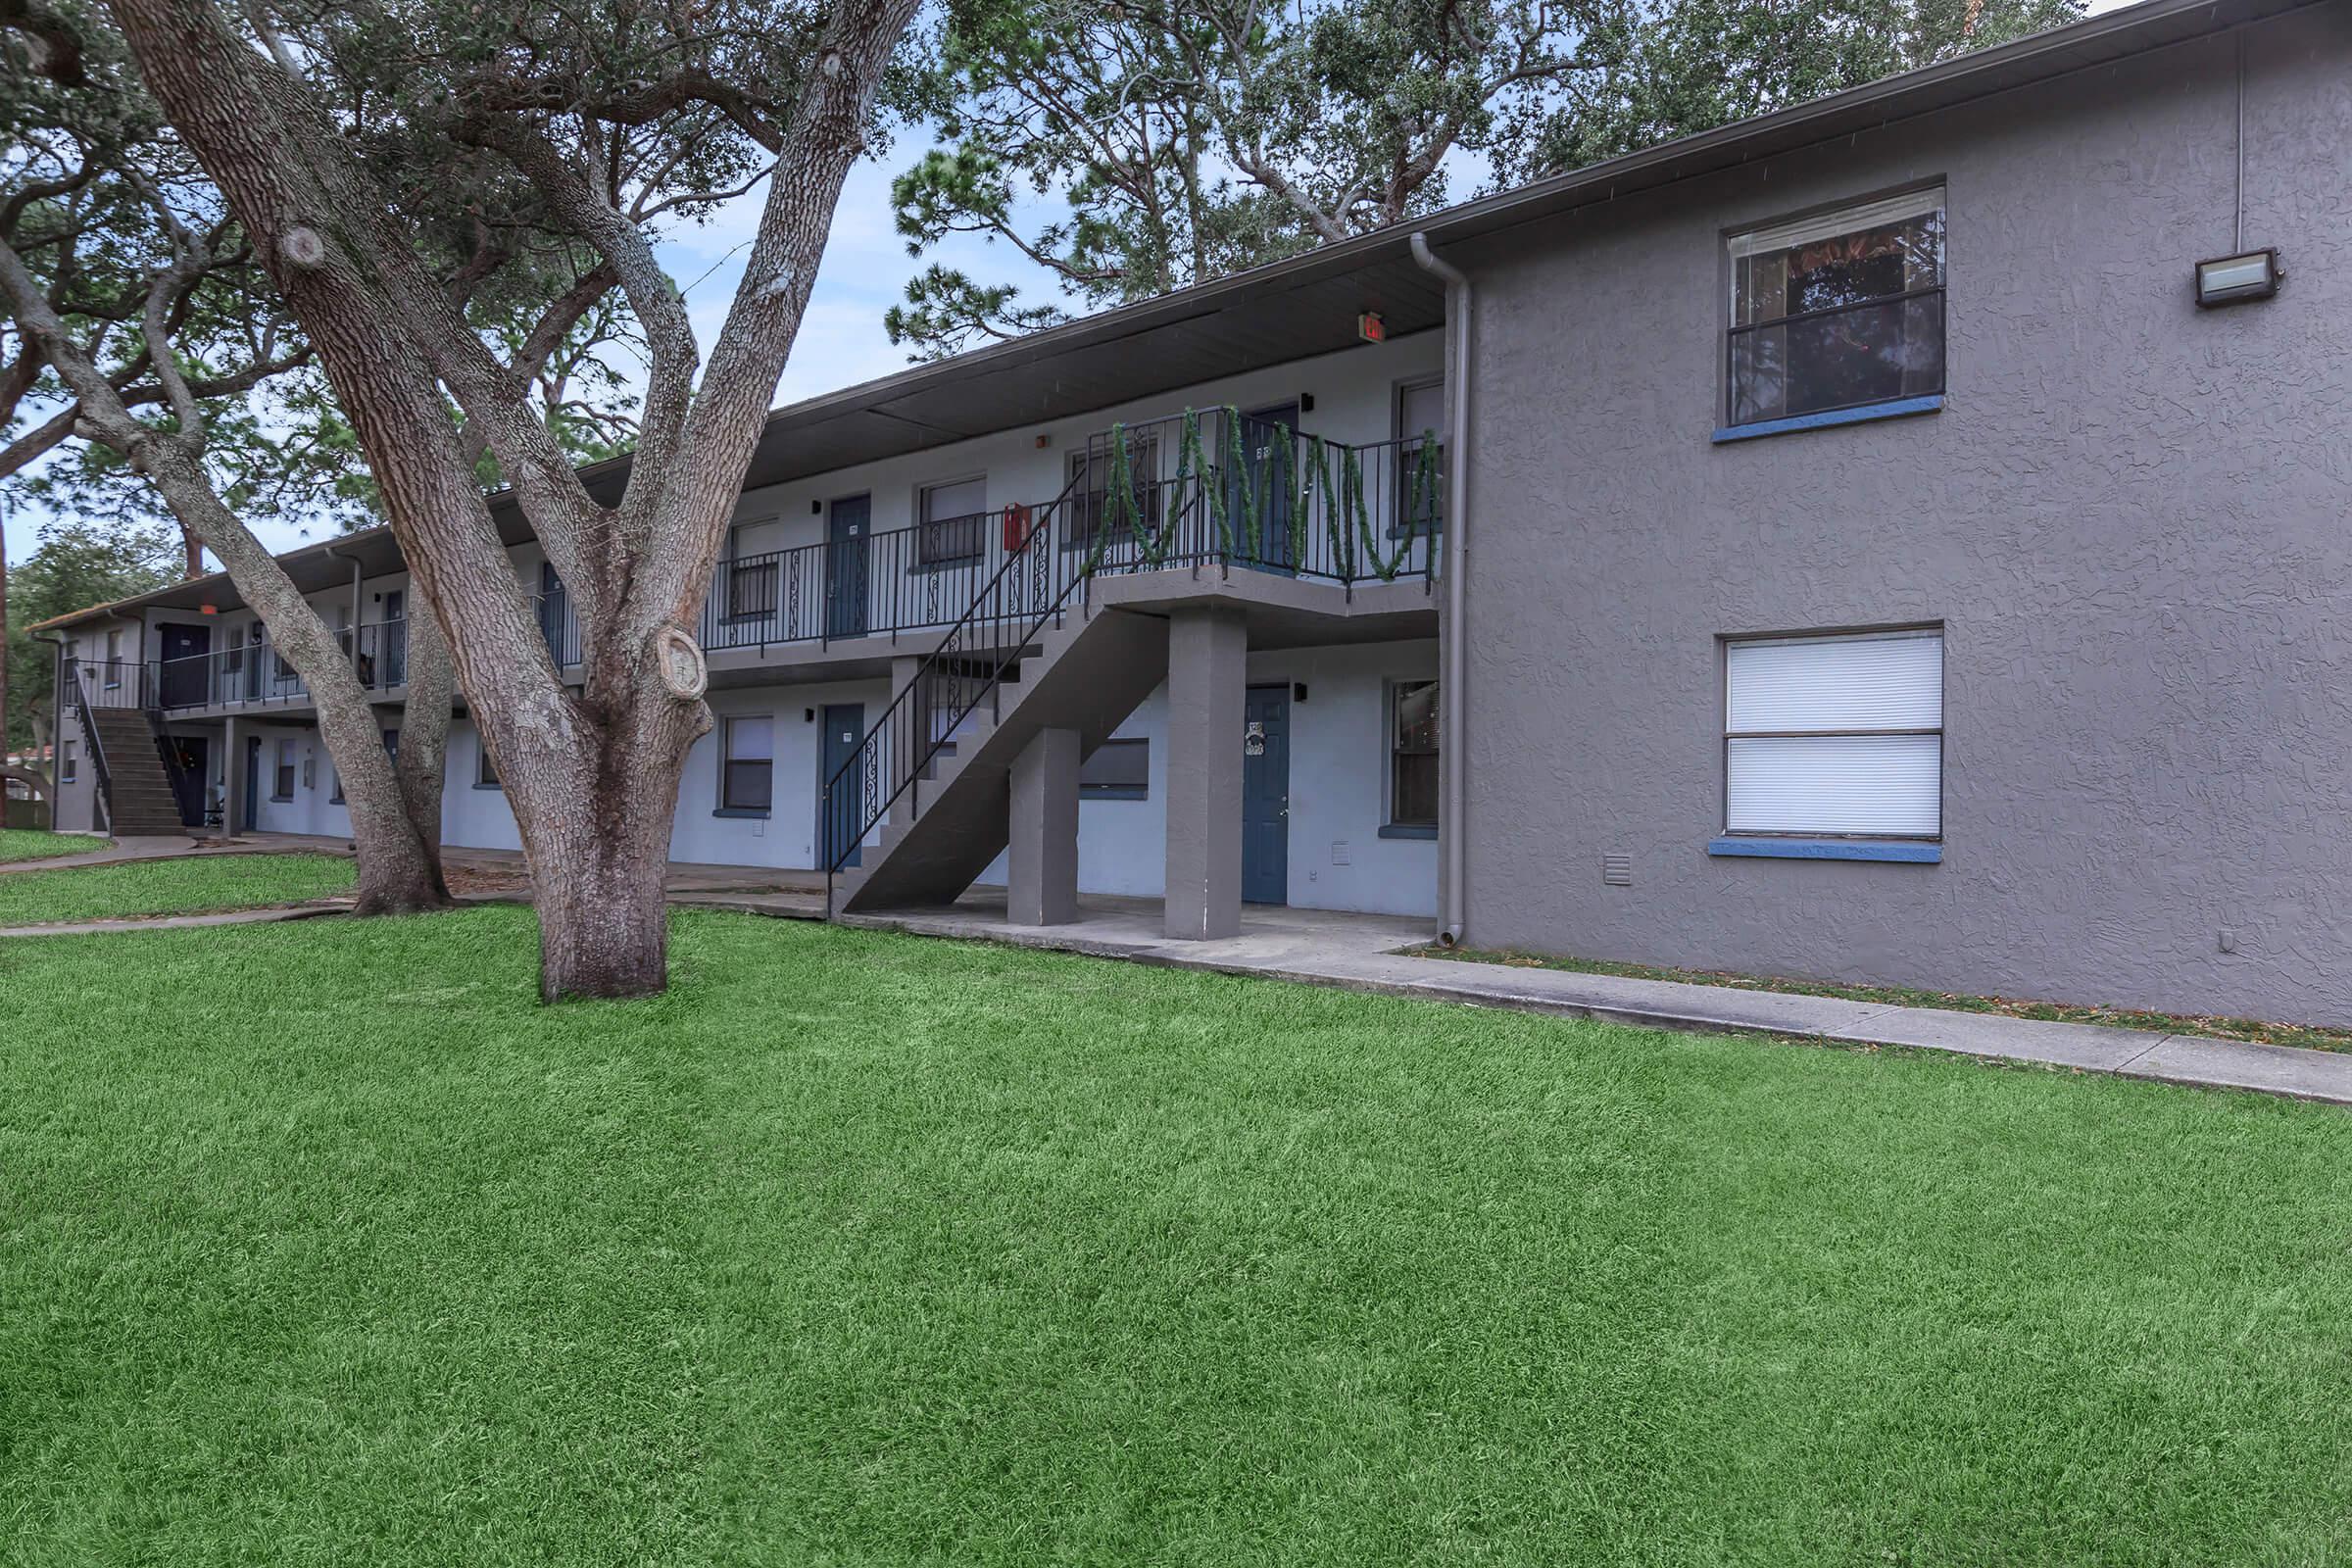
[3,907,2349,1565]
[0,852,353,926]
[0,828,107,863]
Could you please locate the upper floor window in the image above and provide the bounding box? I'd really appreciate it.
[1067,436,1161,551]
[916,476,988,566]
[104,629,123,685]
[1727,187,1944,430]
[1724,627,1941,840]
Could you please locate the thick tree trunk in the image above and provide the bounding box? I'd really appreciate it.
[528,781,676,1000]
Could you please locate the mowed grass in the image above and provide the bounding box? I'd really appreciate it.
[0,853,353,926]
[4,907,2351,1565]
[0,828,106,863]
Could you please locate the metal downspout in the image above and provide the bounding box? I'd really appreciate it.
[1409,231,1471,948]
[326,543,365,673]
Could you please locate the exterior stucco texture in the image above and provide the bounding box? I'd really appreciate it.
[1458,6,2352,1023]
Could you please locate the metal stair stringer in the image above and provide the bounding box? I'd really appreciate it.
[834,604,1169,912]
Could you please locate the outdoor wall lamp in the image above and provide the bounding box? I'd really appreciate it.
[2195,248,2281,307]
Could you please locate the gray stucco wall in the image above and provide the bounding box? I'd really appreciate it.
[1458,4,2352,1022]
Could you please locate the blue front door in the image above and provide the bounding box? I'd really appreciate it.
[1241,685,1290,905]
[826,495,870,639]
[821,703,865,869]
[1227,405,1298,573]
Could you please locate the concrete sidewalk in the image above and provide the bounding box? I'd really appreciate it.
[839,894,2352,1107]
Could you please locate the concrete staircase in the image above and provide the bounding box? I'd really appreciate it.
[834,607,1168,912]
[85,708,192,835]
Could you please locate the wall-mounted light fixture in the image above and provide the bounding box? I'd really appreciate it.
[1293,682,1308,703]
[2196,248,2281,308]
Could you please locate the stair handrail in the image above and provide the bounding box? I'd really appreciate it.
[820,467,1097,906]
[138,660,198,827]
[68,662,115,836]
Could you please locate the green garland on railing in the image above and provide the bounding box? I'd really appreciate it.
[1100,421,1180,570]
[1089,408,1437,584]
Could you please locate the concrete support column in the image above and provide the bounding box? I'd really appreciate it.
[1007,726,1080,925]
[1163,607,1246,940]
[220,715,241,837]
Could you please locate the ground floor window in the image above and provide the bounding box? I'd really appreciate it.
[1389,681,1439,831]
[273,739,296,801]
[476,734,500,790]
[1723,626,1942,838]
[721,715,773,812]
[62,742,76,785]
[1079,737,1148,800]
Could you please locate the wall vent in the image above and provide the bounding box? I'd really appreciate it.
[1602,853,1633,887]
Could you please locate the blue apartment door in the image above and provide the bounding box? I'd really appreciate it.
[157,622,211,709]
[1241,685,1290,905]
[241,736,261,832]
[826,495,870,639]
[1228,404,1298,573]
[820,703,865,868]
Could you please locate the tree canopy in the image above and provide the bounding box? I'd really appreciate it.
[885,0,2082,357]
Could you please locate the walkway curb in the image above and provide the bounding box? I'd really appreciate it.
[836,907,2352,1109]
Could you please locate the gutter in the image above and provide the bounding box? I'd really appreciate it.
[1409,232,1471,949]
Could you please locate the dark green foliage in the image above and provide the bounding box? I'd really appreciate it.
[3,517,175,753]
[887,0,2083,357]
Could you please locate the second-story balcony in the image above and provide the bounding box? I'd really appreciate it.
[143,412,1442,710]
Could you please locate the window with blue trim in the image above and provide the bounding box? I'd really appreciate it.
[1724,628,1942,842]
[1727,188,1945,431]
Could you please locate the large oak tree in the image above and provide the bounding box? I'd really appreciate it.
[76,0,922,996]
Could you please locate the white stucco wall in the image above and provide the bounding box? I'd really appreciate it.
[976,637,1440,916]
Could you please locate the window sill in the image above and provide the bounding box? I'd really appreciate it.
[270,795,293,804]
[1080,788,1148,803]
[1712,394,1942,444]
[471,782,503,792]
[1708,837,1939,864]
[712,807,771,819]
[906,558,983,575]
[1379,823,1438,840]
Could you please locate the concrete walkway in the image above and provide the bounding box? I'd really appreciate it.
[0,901,356,938]
[837,893,2352,1107]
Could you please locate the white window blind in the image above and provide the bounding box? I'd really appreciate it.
[1725,629,1941,837]
[1726,186,1946,261]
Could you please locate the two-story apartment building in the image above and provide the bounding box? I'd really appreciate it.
[37,0,2352,1022]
